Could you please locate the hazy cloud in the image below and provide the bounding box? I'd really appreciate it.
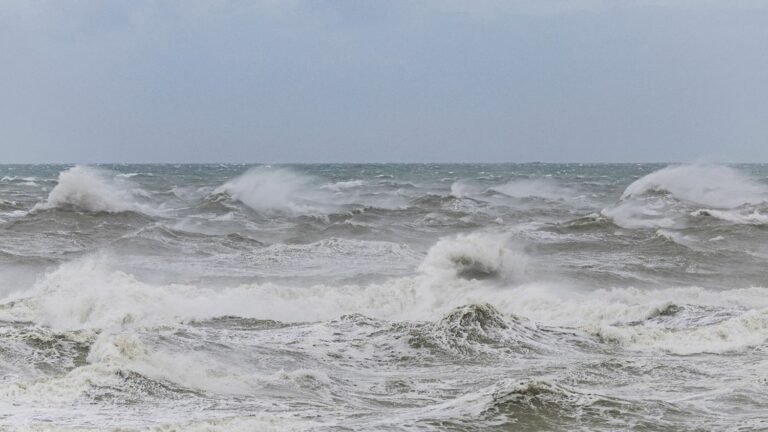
[1,1,767,162]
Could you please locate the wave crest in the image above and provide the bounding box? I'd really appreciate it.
[213,167,333,215]
[603,164,768,228]
[419,232,527,281]
[620,164,766,207]
[33,166,149,214]
[421,303,547,357]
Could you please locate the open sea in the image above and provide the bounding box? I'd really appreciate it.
[1,163,768,431]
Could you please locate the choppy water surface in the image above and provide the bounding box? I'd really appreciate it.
[2,163,768,431]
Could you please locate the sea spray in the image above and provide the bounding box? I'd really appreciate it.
[213,167,334,215]
[603,164,768,228]
[33,166,153,214]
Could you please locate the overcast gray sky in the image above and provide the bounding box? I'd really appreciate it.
[1,0,767,163]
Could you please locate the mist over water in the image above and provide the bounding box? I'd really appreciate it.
[2,163,768,430]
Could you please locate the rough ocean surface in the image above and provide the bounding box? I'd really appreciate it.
[1,163,768,431]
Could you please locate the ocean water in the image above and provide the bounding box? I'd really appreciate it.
[1,163,768,431]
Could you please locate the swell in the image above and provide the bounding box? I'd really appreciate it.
[429,378,703,431]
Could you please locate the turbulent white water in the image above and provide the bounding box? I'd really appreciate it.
[2,163,768,431]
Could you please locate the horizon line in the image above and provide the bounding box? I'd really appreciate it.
[2,161,767,165]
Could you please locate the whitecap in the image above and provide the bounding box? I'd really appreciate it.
[603,164,768,228]
[213,167,334,215]
[32,166,154,214]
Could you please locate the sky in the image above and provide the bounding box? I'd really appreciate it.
[1,0,767,163]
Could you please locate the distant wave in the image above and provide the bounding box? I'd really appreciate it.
[490,178,571,200]
[449,180,484,198]
[321,179,365,192]
[450,177,572,201]
[1,176,40,186]
[620,164,766,207]
[213,167,335,215]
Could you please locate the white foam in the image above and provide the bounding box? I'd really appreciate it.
[0,255,423,329]
[692,208,768,225]
[594,308,768,355]
[0,362,120,405]
[3,246,763,329]
[87,331,258,395]
[147,415,307,432]
[478,284,768,354]
[1,176,38,182]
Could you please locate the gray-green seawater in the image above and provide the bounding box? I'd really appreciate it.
[1,163,768,431]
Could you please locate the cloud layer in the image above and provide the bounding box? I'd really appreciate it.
[1,1,767,162]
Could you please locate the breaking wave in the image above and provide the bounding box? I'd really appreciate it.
[32,166,152,214]
[419,232,527,281]
[213,167,334,215]
[603,164,768,228]
[620,164,766,207]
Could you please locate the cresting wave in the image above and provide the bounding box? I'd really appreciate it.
[211,167,408,215]
[419,378,663,430]
[620,164,766,207]
[419,232,527,281]
[32,166,154,214]
[212,167,333,215]
[602,164,768,228]
[31,165,371,217]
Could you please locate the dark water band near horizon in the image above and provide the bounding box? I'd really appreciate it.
[2,163,768,431]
